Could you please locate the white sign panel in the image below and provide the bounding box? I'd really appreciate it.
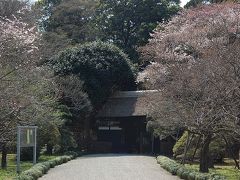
[20,128,36,147]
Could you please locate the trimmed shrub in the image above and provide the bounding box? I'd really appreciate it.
[188,172,197,180]
[17,174,34,180]
[50,41,136,107]
[17,153,79,180]
[22,168,42,180]
[48,160,57,168]
[157,156,226,180]
[41,162,51,170]
[176,167,185,178]
[64,151,79,158]
[33,163,49,174]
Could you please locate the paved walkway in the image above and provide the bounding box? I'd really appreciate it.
[39,154,180,180]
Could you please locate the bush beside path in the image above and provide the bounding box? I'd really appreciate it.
[157,156,240,180]
[17,152,79,180]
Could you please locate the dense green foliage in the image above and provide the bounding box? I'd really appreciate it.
[55,75,92,149]
[173,132,226,163]
[38,0,180,63]
[173,131,189,158]
[96,0,180,62]
[50,41,136,107]
[157,156,226,180]
[184,0,206,8]
[44,0,98,44]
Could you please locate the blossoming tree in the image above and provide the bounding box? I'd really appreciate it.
[140,3,240,172]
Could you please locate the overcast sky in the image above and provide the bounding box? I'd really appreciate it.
[30,0,189,7]
[180,0,189,7]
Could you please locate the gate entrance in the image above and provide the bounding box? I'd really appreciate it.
[95,91,160,154]
[97,116,150,153]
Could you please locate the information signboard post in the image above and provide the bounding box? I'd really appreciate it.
[17,126,37,173]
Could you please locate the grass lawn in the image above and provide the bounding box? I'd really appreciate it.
[185,163,240,180]
[0,154,58,180]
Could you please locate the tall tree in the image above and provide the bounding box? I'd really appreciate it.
[184,0,239,8]
[48,0,98,42]
[140,3,240,172]
[34,0,99,63]
[96,0,180,63]
[40,0,98,44]
[0,0,69,167]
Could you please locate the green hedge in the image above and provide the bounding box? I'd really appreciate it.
[16,151,80,180]
[157,156,226,180]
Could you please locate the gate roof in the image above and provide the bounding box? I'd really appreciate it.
[97,90,159,118]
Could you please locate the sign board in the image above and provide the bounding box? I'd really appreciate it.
[17,126,37,173]
[20,128,36,147]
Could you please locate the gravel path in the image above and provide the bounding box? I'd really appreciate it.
[39,154,180,180]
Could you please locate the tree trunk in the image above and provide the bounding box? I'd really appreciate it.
[1,143,7,169]
[208,156,214,168]
[191,135,201,163]
[199,135,211,173]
